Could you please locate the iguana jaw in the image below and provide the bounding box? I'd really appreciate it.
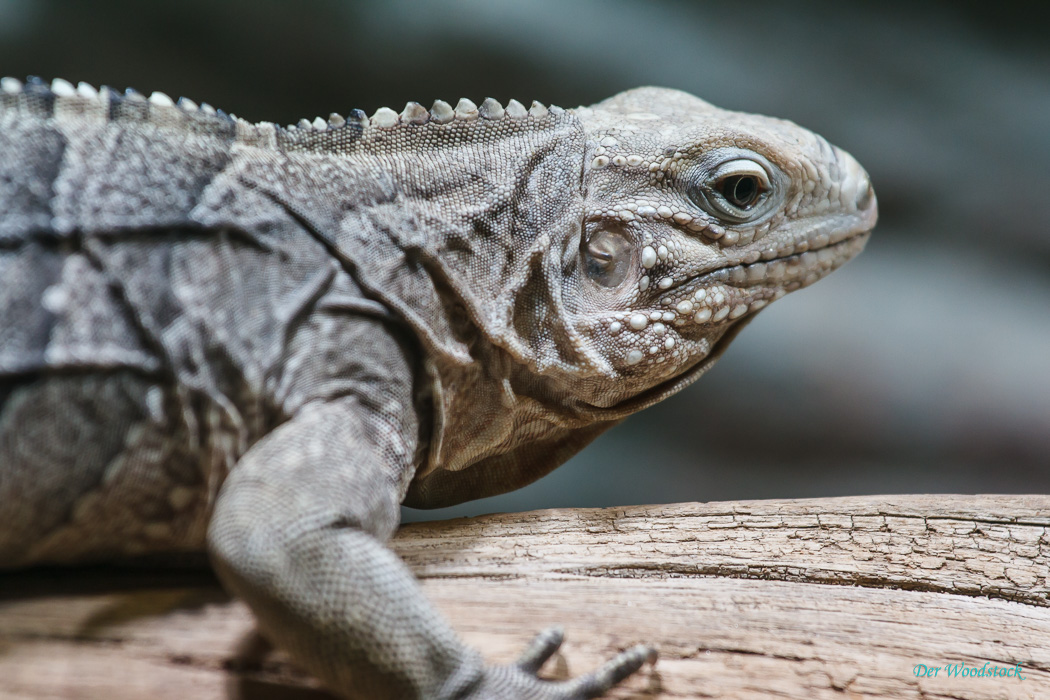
[667,229,871,328]
[588,225,869,416]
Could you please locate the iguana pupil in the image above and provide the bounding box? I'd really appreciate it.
[721,174,760,209]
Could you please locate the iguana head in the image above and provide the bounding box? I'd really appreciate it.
[565,87,876,407]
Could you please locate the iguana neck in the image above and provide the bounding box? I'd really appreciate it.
[223,91,595,382]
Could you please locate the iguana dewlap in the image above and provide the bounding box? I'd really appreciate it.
[0,77,876,699]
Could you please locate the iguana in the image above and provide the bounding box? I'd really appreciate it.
[0,76,876,699]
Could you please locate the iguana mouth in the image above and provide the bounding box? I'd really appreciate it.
[668,230,871,327]
[718,228,870,288]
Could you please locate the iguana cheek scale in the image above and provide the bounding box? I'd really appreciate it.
[0,76,876,699]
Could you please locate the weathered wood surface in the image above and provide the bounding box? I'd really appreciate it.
[1,495,1048,699]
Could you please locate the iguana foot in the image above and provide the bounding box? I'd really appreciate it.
[454,627,656,699]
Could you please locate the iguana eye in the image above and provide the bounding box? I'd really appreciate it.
[689,157,775,224]
[583,229,632,288]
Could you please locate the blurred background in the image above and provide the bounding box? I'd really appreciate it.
[3,0,1047,521]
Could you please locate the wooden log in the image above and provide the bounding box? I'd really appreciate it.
[1,495,1048,698]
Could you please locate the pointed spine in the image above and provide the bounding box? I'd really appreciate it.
[371,106,399,127]
[77,82,99,99]
[455,98,479,120]
[50,78,76,97]
[479,98,504,120]
[1,77,22,94]
[505,99,527,119]
[148,91,175,107]
[349,108,368,127]
[401,101,429,125]
[430,100,454,124]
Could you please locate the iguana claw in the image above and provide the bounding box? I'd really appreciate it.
[458,627,656,699]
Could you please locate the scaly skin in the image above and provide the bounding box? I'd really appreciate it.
[0,76,875,698]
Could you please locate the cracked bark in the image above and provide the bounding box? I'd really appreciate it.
[1,495,1048,698]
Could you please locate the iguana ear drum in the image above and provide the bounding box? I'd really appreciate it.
[582,228,633,288]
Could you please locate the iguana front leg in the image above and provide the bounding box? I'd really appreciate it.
[208,398,652,699]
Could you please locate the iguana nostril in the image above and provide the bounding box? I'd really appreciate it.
[832,147,874,213]
[856,181,874,211]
